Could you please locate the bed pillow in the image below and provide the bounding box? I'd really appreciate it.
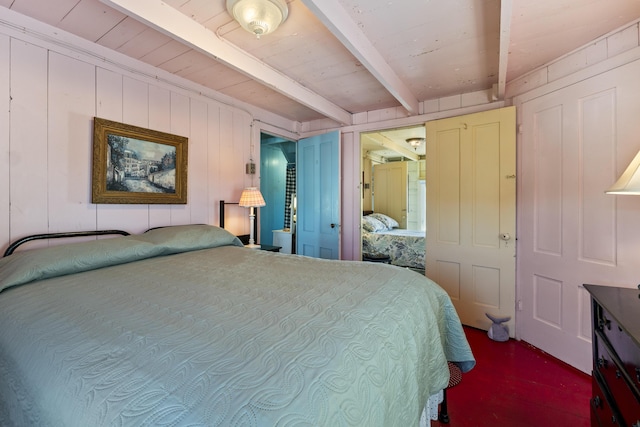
[370,213,399,229]
[0,225,243,292]
[362,215,388,232]
[0,236,159,291]
[138,224,244,254]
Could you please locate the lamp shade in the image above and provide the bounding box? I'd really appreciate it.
[606,150,640,195]
[226,0,288,38]
[239,187,266,207]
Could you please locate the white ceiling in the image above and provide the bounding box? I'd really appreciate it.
[2,0,640,156]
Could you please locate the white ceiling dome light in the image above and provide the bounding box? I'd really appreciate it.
[406,137,425,149]
[226,0,289,38]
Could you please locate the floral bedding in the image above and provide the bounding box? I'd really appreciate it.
[363,228,426,269]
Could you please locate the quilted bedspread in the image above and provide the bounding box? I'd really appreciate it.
[0,228,473,427]
[363,229,426,269]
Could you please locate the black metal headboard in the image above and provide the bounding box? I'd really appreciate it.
[3,230,130,257]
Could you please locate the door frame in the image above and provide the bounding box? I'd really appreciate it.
[259,132,297,246]
[258,103,508,264]
[358,125,427,258]
[253,124,299,246]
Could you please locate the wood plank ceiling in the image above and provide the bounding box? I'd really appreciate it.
[2,0,640,130]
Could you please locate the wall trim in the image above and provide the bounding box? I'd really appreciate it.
[511,45,640,106]
[300,100,506,138]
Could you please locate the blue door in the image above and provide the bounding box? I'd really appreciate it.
[296,131,340,259]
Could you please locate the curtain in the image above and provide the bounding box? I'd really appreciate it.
[284,165,296,229]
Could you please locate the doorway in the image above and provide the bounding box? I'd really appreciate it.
[260,129,340,258]
[260,132,296,253]
[360,125,426,272]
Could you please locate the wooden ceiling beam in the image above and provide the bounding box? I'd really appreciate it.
[495,0,513,100]
[362,134,419,162]
[101,0,353,125]
[301,0,420,115]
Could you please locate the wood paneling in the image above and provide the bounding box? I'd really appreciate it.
[48,51,96,233]
[168,91,191,226]
[188,98,212,227]
[0,35,9,243]
[0,27,254,252]
[10,39,49,243]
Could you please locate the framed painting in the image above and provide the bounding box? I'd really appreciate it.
[92,117,188,204]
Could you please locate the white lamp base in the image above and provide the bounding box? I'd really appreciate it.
[247,207,260,249]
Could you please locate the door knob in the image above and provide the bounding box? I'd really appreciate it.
[500,233,511,241]
[330,223,336,228]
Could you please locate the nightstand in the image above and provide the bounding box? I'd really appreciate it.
[272,229,293,254]
[259,244,281,252]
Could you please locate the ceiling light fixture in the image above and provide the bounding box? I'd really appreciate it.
[406,137,425,148]
[226,0,289,39]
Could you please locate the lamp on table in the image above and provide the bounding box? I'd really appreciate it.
[239,187,266,248]
[606,149,640,194]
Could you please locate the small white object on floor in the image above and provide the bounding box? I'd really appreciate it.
[486,312,510,342]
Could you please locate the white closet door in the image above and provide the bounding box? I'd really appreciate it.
[373,161,407,228]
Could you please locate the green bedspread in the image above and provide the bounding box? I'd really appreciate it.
[0,225,474,427]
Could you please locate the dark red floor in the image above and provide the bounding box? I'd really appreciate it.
[432,327,591,427]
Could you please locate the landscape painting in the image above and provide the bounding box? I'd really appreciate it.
[92,118,188,204]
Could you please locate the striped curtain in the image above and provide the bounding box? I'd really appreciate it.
[284,165,296,229]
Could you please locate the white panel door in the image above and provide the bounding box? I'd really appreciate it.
[517,60,640,373]
[426,106,516,334]
[373,161,407,228]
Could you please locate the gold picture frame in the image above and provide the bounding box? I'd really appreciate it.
[92,117,188,204]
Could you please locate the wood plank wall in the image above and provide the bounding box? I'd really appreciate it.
[0,30,256,252]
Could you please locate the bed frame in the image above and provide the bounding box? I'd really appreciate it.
[3,212,254,257]
[3,214,252,257]
[3,230,130,257]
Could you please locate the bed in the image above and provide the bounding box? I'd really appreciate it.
[0,224,473,426]
[362,213,426,270]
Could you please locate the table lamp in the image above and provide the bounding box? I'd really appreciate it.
[239,187,266,248]
[606,149,640,194]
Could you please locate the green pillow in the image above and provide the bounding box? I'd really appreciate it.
[0,236,158,291]
[138,224,243,254]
